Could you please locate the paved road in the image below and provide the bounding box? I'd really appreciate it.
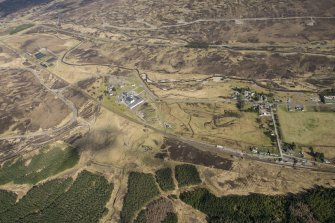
[0,41,87,141]
[39,24,335,59]
[103,16,335,31]
[1,24,334,173]
[271,107,283,158]
[60,40,159,102]
[58,43,335,173]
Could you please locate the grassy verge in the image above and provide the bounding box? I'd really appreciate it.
[175,164,201,187]
[120,172,160,223]
[155,168,175,191]
[0,146,80,185]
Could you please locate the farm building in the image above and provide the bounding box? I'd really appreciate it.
[34,52,45,59]
[258,105,271,117]
[120,92,144,109]
[323,95,335,104]
[295,104,304,111]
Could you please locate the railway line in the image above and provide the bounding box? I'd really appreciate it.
[0,22,334,173]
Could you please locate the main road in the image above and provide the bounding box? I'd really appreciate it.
[57,38,335,173]
[271,107,283,158]
[0,40,91,141]
[103,16,335,30]
[1,23,334,173]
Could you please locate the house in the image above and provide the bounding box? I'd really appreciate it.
[323,95,335,104]
[120,92,144,109]
[259,108,270,117]
[164,123,172,129]
[258,105,271,117]
[251,147,258,154]
[107,85,115,96]
[295,104,304,111]
[35,52,45,59]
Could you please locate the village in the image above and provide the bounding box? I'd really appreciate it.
[231,86,335,167]
[15,27,335,171]
[100,72,335,168]
[1,1,335,221]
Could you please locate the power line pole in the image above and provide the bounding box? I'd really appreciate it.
[57,15,61,28]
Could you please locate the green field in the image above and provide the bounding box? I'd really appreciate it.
[120,172,160,223]
[0,170,113,223]
[277,106,335,146]
[102,95,141,122]
[0,146,79,185]
[9,24,34,35]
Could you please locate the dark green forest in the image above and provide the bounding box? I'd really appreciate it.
[175,164,201,187]
[0,171,113,223]
[162,212,178,223]
[155,168,175,191]
[180,186,335,223]
[133,210,147,223]
[134,210,178,223]
[120,172,160,223]
[0,146,79,185]
[185,42,210,48]
[0,189,17,214]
